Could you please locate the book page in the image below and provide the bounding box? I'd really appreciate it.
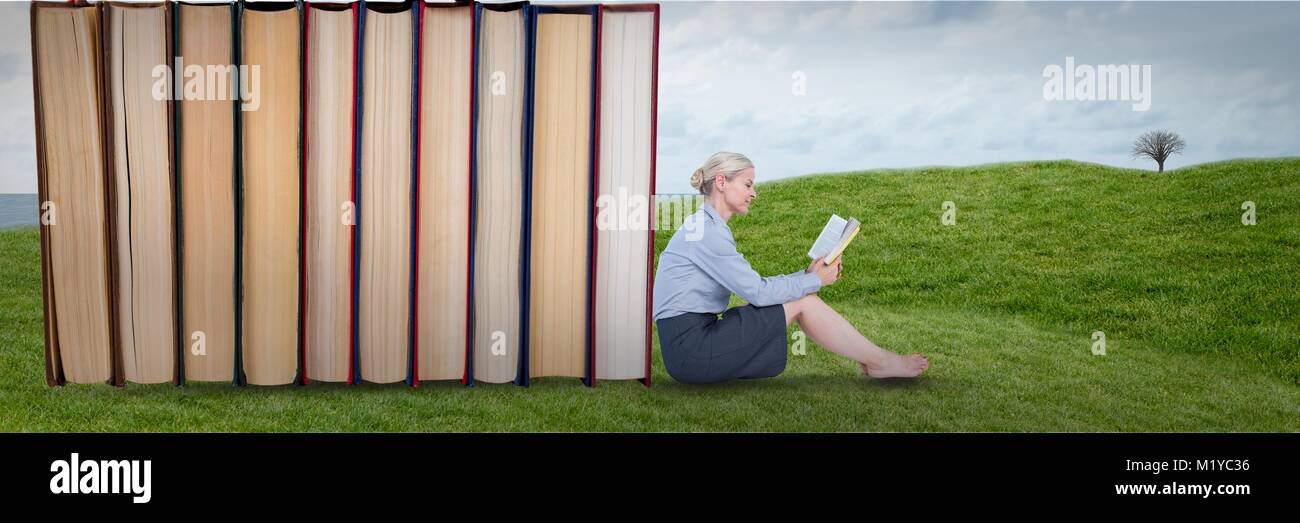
[595,9,655,381]
[35,5,114,384]
[808,214,847,259]
[110,4,175,384]
[825,218,861,264]
[417,4,472,381]
[529,12,593,380]
[305,5,355,383]
[242,6,301,386]
[179,3,236,382]
[358,7,413,384]
[473,7,525,384]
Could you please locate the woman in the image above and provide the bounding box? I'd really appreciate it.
[653,152,930,385]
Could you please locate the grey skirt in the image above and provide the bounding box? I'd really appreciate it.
[655,303,788,385]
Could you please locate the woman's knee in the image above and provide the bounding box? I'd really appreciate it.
[784,293,821,321]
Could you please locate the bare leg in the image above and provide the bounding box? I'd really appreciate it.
[783,294,928,378]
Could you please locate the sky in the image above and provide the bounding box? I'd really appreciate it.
[2,1,1297,194]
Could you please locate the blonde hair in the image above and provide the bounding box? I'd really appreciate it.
[689,152,754,195]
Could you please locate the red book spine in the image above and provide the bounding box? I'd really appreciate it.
[644,4,659,387]
[346,1,359,385]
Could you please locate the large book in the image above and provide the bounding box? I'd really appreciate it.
[807,214,861,265]
[523,4,598,386]
[594,4,658,384]
[239,2,302,386]
[303,2,358,384]
[416,0,473,383]
[357,0,416,384]
[32,2,118,386]
[105,2,178,385]
[176,1,238,384]
[471,1,528,385]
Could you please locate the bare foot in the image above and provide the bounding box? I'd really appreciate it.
[859,352,929,379]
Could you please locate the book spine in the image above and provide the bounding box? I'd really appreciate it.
[297,0,309,386]
[587,4,601,388]
[166,0,184,387]
[517,3,534,387]
[645,3,659,387]
[348,0,365,386]
[463,1,474,387]
[408,1,421,388]
[232,0,246,387]
[465,1,481,387]
[98,2,125,388]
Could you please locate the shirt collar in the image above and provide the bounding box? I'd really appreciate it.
[700,200,723,224]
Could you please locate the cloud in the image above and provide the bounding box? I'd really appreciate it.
[0,1,32,194]
[654,1,1300,193]
[1,2,1296,194]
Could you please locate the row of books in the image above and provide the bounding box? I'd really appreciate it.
[32,1,659,387]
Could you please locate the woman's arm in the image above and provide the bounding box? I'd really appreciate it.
[689,225,823,307]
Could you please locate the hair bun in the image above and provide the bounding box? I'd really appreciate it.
[689,168,705,191]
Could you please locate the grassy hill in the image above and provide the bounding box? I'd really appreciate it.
[1,159,1296,431]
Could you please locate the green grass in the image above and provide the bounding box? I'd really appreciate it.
[2,158,1297,431]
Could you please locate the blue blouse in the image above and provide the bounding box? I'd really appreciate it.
[652,201,822,320]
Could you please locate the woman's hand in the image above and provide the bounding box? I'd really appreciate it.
[807,256,842,286]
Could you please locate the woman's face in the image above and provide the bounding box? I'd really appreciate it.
[717,167,757,215]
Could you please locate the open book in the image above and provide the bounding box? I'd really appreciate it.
[808,214,861,264]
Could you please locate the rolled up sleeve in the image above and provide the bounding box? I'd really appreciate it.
[688,224,822,307]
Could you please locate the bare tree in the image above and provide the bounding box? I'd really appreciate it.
[1131,130,1186,173]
